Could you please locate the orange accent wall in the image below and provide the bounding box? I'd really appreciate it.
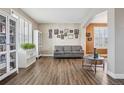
[86,23,107,54]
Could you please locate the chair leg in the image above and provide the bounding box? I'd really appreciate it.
[89,63,93,70]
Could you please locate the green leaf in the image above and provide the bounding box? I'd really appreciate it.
[21,43,35,49]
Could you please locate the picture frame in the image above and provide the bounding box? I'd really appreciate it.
[75,34,78,39]
[64,32,67,36]
[60,30,63,34]
[61,34,64,39]
[74,29,79,34]
[70,30,73,33]
[68,34,73,39]
[88,37,92,41]
[57,35,60,38]
[48,29,52,39]
[54,29,59,35]
[64,29,69,33]
[86,32,90,37]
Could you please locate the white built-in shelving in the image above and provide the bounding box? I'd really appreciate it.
[0,10,18,81]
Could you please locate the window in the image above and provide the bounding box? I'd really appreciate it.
[94,27,108,48]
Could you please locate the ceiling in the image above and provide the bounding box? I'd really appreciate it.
[91,11,107,23]
[21,8,107,24]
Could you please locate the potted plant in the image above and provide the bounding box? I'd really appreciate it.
[94,48,99,58]
[21,43,35,49]
[18,43,36,68]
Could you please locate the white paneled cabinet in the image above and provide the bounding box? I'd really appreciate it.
[33,30,42,58]
[18,48,36,68]
[0,10,18,81]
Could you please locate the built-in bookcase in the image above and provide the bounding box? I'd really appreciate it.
[0,11,18,81]
[0,14,7,76]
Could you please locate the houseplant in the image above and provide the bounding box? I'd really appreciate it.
[19,43,36,68]
[21,43,35,49]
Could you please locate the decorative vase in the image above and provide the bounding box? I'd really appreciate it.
[94,48,98,58]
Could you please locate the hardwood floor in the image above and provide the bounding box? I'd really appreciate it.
[1,57,124,85]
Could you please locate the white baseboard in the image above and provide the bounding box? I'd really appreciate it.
[107,70,124,79]
[42,54,53,56]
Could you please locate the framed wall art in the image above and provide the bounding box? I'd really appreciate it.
[61,34,64,39]
[68,34,73,39]
[64,32,67,36]
[60,30,63,34]
[64,29,69,33]
[74,29,79,34]
[57,35,60,38]
[86,32,90,37]
[54,29,59,35]
[70,30,73,33]
[75,34,78,39]
[88,37,92,41]
[48,29,52,39]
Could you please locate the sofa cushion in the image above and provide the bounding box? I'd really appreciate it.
[55,46,63,51]
[72,46,82,51]
[55,50,64,54]
[64,50,72,54]
[64,46,71,51]
[72,51,82,54]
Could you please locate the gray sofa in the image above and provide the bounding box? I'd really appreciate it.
[54,45,84,58]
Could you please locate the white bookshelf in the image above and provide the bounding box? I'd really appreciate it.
[33,30,42,58]
[0,10,18,81]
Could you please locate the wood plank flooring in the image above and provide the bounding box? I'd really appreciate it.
[1,57,124,85]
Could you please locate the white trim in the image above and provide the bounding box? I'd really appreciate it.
[0,68,18,81]
[107,70,124,79]
[42,54,53,56]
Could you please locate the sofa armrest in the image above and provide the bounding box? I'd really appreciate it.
[54,50,57,52]
[80,49,84,53]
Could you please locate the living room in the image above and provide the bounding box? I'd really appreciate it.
[0,8,124,85]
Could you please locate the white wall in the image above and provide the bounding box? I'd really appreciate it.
[107,8,124,79]
[107,9,116,74]
[115,9,124,74]
[39,23,83,56]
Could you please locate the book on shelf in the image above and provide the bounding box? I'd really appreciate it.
[0,45,6,52]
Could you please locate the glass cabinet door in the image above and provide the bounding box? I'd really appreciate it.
[0,54,7,76]
[0,15,7,76]
[9,19,16,70]
[10,52,16,70]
